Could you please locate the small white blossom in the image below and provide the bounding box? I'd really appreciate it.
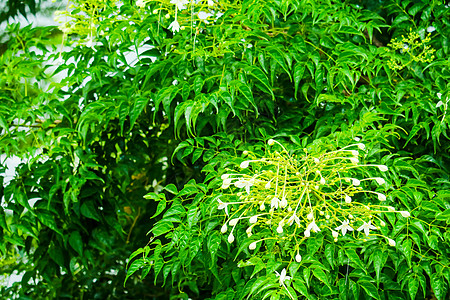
[350,157,359,164]
[352,178,360,186]
[249,241,257,250]
[305,220,320,237]
[249,215,258,224]
[335,219,354,236]
[437,92,442,99]
[374,177,386,185]
[170,0,189,10]
[240,160,250,169]
[220,224,227,233]
[307,212,314,220]
[246,226,252,237]
[275,268,291,286]
[287,213,301,227]
[264,181,271,189]
[436,101,443,108]
[357,143,366,150]
[279,197,288,208]
[314,157,320,164]
[168,20,181,33]
[331,230,339,238]
[172,79,179,85]
[208,0,214,6]
[227,233,235,243]
[136,0,146,8]
[400,211,410,218]
[260,203,265,211]
[229,218,239,226]
[380,220,386,226]
[268,139,275,145]
[320,177,326,185]
[388,238,396,246]
[345,195,352,203]
[427,26,436,33]
[378,165,388,172]
[295,253,302,262]
[350,150,359,156]
[377,193,386,201]
[276,226,283,234]
[234,179,254,194]
[270,197,280,209]
[357,221,377,236]
[354,137,361,142]
[387,206,396,212]
[217,199,228,215]
[221,174,230,180]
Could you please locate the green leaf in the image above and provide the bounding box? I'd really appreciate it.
[246,65,274,99]
[125,258,146,286]
[164,184,178,195]
[235,81,258,116]
[358,281,380,299]
[80,201,101,222]
[408,276,419,300]
[130,96,149,131]
[151,221,173,237]
[293,63,305,99]
[69,231,83,256]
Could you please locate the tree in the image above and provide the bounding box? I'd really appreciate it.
[1,0,449,299]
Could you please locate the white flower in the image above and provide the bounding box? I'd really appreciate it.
[220,224,227,233]
[136,0,146,8]
[427,26,436,33]
[295,253,302,262]
[357,143,366,150]
[345,195,352,204]
[227,233,235,243]
[229,218,239,226]
[374,177,385,185]
[380,220,386,226]
[276,226,283,234]
[387,206,395,212]
[354,137,361,142]
[86,37,94,48]
[350,150,359,156]
[249,241,257,250]
[307,212,313,220]
[377,192,386,201]
[287,214,301,227]
[172,79,179,85]
[275,268,291,286]
[234,179,254,194]
[331,230,339,238]
[270,197,280,209]
[221,174,230,180]
[279,197,288,208]
[436,101,443,108]
[437,92,442,99]
[305,220,320,237]
[240,160,250,169]
[208,0,214,6]
[388,238,396,246]
[264,181,271,189]
[314,157,320,164]
[268,139,275,145]
[168,20,181,33]
[378,165,388,172]
[249,215,258,224]
[350,157,359,164]
[170,0,189,10]
[400,211,410,218]
[352,178,360,186]
[335,219,354,236]
[320,177,326,185]
[357,221,377,237]
[217,199,228,215]
[197,11,211,23]
[260,203,265,211]
[246,226,252,237]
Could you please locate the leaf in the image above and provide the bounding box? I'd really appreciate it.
[358,281,380,299]
[246,65,274,99]
[192,148,203,164]
[164,184,178,195]
[125,258,146,286]
[431,274,445,300]
[293,63,305,99]
[312,268,329,287]
[408,276,419,300]
[80,201,101,222]
[69,231,83,256]
[235,81,258,116]
[130,96,149,131]
[151,221,173,237]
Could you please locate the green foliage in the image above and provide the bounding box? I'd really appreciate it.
[1,0,449,299]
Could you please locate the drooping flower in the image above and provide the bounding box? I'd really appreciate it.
[304,220,320,237]
[357,143,366,150]
[378,165,388,172]
[270,196,280,209]
[287,213,301,227]
[275,268,291,286]
[352,178,360,186]
[276,226,283,234]
[400,211,410,218]
[168,20,181,33]
[268,139,275,145]
[249,241,257,250]
[170,0,189,10]
[220,224,227,233]
[264,181,271,189]
[217,199,228,215]
[229,218,239,226]
[335,219,354,236]
[357,221,377,237]
[377,192,386,201]
[279,197,288,208]
[249,215,258,224]
[295,253,302,262]
[374,177,385,185]
[388,238,396,246]
[345,195,352,203]
[234,178,254,194]
[136,0,146,8]
[227,233,235,243]
[240,160,250,169]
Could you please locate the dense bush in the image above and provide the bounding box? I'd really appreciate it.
[1,0,449,299]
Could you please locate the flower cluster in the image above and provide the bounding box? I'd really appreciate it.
[217,139,410,262]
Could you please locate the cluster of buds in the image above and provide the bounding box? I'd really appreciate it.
[217,139,410,262]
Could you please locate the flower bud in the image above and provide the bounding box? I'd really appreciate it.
[332,230,339,238]
[295,254,302,262]
[378,165,388,172]
[277,226,283,234]
[229,218,239,226]
[265,181,271,189]
[400,211,410,218]
[377,193,386,201]
[345,195,352,203]
[228,233,235,243]
[357,143,366,150]
[249,242,257,250]
[221,174,230,180]
[240,161,250,169]
[268,139,275,145]
[375,177,385,185]
[260,203,265,211]
[220,224,227,233]
[388,238,396,247]
[352,178,360,186]
[249,215,258,224]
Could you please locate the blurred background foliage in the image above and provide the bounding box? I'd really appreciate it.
[0,0,449,299]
